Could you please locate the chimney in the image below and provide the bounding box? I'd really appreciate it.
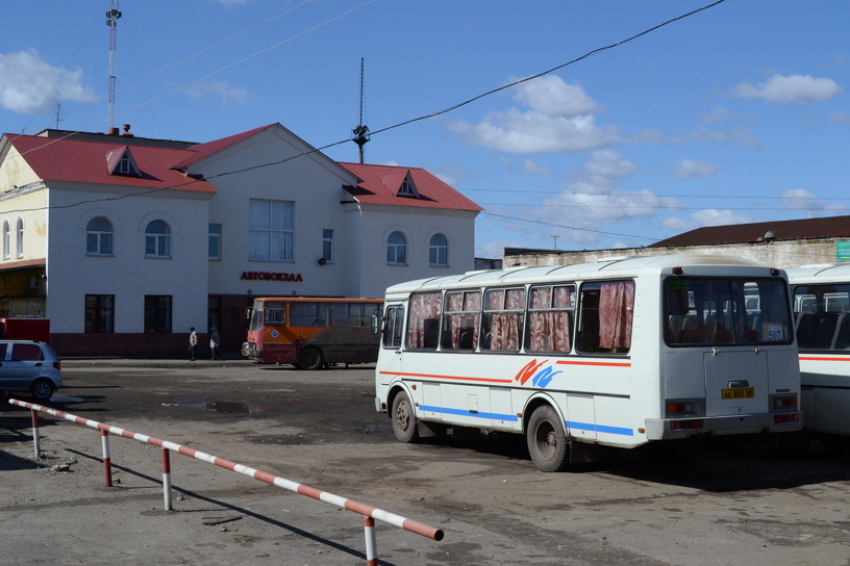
[108,127,119,136]
[121,124,134,137]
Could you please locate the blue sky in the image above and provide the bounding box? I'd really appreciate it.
[1,1,847,259]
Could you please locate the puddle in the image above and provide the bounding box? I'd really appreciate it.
[164,400,319,414]
[50,395,86,404]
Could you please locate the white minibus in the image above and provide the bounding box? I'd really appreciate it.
[375,255,802,471]
[787,263,850,449]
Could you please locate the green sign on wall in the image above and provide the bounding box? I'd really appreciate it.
[837,241,850,262]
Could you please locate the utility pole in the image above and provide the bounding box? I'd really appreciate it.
[106,1,122,131]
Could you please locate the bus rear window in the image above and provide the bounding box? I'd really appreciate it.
[664,278,792,346]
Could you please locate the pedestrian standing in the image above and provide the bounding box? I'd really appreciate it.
[188,327,198,361]
[210,327,221,360]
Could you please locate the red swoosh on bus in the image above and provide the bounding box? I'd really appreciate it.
[515,359,548,385]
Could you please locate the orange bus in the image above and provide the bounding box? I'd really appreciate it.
[241,297,383,368]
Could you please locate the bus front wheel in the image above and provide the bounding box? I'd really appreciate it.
[527,405,571,472]
[297,347,323,370]
[391,391,419,443]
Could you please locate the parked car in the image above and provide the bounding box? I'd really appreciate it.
[0,340,63,401]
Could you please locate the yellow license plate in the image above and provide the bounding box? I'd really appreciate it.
[722,388,754,399]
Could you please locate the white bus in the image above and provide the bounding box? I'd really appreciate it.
[375,255,801,472]
[787,263,850,449]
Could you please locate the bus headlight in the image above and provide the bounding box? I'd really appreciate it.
[665,399,704,418]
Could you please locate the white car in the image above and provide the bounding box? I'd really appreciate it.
[0,340,63,401]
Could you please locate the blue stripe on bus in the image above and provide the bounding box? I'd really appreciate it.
[417,405,633,435]
[567,420,634,436]
[418,405,519,422]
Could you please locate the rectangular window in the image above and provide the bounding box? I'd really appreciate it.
[144,295,172,333]
[322,229,333,262]
[329,303,360,327]
[406,292,442,350]
[665,278,792,347]
[577,281,635,354]
[290,302,327,327]
[209,224,222,260]
[792,283,850,351]
[382,306,405,348]
[481,287,526,352]
[86,295,115,333]
[249,199,294,261]
[441,290,481,351]
[526,285,575,353]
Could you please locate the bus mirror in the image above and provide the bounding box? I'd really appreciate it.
[371,313,379,335]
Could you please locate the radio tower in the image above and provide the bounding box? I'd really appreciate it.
[106,1,122,132]
[351,58,370,164]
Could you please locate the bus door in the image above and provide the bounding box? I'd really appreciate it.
[379,304,405,386]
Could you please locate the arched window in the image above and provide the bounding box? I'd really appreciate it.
[145,220,171,258]
[429,233,448,267]
[387,231,407,265]
[2,220,9,260]
[86,217,114,256]
[16,217,24,258]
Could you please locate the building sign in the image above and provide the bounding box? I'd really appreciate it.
[240,271,303,282]
[837,241,850,262]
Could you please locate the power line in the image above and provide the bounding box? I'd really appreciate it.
[4,0,729,228]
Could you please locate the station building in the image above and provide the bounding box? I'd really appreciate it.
[0,123,481,356]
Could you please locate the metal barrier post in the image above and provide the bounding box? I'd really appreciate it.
[162,448,173,511]
[363,516,378,566]
[30,409,40,459]
[101,430,113,487]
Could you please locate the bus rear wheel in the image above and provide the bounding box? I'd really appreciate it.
[297,347,323,370]
[391,391,419,443]
[527,405,571,472]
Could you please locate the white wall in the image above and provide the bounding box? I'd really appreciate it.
[346,204,478,298]
[46,184,211,333]
[196,128,362,298]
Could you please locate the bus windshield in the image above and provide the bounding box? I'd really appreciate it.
[664,277,792,346]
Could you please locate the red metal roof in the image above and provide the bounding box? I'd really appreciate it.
[5,134,216,194]
[650,214,850,247]
[339,162,482,212]
[171,124,276,170]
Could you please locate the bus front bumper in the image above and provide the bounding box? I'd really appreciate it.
[645,411,803,440]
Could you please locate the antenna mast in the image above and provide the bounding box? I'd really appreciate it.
[106,1,122,132]
[351,58,370,164]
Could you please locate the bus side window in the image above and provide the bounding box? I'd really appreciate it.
[406,292,442,351]
[577,281,634,354]
[383,306,404,348]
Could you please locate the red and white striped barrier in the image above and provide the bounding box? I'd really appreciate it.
[9,398,444,563]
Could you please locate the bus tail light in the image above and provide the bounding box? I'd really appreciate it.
[774,414,799,424]
[770,394,798,412]
[666,399,703,418]
[671,420,703,430]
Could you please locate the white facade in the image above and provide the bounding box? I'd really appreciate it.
[0,124,480,356]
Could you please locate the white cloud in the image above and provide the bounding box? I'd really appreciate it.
[733,74,842,105]
[183,80,249,105]
[780,188,847,215]
[673,158,717,179]
[492,151,681,247]
[0,49,95,114]
[448,75,618,154]
[830,110,850,126]
[523,159,552,176]
[660,209,756,234]
[510,75,599,116]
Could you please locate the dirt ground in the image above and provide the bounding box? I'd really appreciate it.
[3,358,850,566]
